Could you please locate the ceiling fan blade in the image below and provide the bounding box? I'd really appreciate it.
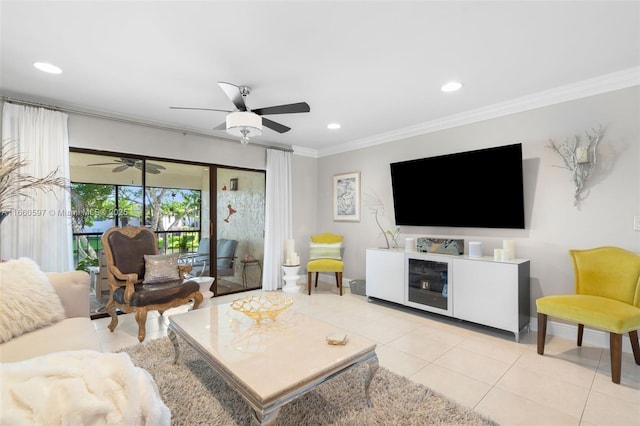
[252,102,310,116]
[213,122,227,131]
[134,163,163,174]
[87,162,119,166]
[170,106,230,113]
[147,162,166,170]
[218,82,247,111]
[112,165,129,173]
[262,117,291,134]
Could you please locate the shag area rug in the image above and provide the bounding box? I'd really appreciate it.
[121,337,497,425]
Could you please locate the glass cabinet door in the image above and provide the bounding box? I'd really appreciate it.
[406,256,451,314]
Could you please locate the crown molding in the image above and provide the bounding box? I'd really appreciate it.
[316,67,640,158]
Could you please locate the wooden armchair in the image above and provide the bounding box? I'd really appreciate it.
[101,225,202,342]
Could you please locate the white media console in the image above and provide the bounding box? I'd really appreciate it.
[365,248,530,342]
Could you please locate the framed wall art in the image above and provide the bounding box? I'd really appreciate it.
[333,171,360,222]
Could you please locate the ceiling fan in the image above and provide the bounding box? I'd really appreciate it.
[87,158,166,174]
[170,82,310,145]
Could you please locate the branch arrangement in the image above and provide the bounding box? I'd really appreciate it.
[547,126,605,207]
[0,139,68,212]
[363,191,398,249]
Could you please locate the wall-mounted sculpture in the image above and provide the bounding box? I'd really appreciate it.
[547,126,605,208]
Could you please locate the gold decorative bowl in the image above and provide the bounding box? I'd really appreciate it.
[230,293,294,323]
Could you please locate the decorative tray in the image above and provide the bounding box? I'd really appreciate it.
[230,293,294,323]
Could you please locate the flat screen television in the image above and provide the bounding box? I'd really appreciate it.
[390,143,525,229]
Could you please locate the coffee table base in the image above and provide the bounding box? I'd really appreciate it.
[168,330,379,425]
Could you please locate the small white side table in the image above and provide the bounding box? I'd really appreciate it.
[189,276,215,307]
[282,265,301,293]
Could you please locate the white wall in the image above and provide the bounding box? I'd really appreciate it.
[312,86,640,318]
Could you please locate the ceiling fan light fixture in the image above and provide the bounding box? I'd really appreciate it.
[441,81,463,92]
[226,111,262,144]
[33,62,62,74]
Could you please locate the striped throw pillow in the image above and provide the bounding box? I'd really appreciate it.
[309,242,342,260]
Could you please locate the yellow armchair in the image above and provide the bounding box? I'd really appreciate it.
[307,233,344,296]
[536,246,640,384]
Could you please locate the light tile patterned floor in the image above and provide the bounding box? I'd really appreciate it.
[93,282,640,426]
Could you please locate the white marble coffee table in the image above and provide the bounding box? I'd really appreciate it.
[167,299,378,425]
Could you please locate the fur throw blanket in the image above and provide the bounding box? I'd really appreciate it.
[0,350,171,425]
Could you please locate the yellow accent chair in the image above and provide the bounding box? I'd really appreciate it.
[536,246,640,384]
[102,226,203,342]
[307,233,344,296]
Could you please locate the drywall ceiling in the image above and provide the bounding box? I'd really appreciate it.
[1,1,638,156]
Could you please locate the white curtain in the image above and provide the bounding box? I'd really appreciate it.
[1,103,73,272]
[262,149,292,291]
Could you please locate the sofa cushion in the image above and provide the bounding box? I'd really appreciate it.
[0,258,65,344]
[0,317,101,363]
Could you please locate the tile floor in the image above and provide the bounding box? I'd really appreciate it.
[93,282,640,426]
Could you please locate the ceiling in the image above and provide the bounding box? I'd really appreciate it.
[1,1,639,156]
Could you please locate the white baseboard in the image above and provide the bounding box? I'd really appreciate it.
[529,316,634,354]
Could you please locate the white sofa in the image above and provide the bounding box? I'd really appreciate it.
[0,270,102,362]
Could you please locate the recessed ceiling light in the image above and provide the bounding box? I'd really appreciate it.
[33,62,62,74]
[327,123,341,130]
[441,81,462,92]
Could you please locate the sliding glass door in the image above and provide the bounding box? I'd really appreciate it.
[69,151,212,311]
[70,150,267,308]
[215,167,265,295]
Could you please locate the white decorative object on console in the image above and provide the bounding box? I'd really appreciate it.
[468,242,482,257]
[502,240,515,261]
[494,249,503,261]
[405,237,416,251]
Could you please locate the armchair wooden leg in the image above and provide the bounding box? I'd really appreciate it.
[337,272,343,296]
[537,313,547,355]
[577,324,584,346]
[610,332,622,384]
[135,308,148,343]
[315,272,319,288]
[192,291,203,310]
[628,330,640,365]
[106,299,118,332]
[307,272,312,295]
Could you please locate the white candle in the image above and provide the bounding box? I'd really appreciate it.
[576,146,589,164]
[285,239,295,258]
[494,249,503,262]
[502,240,515,260]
